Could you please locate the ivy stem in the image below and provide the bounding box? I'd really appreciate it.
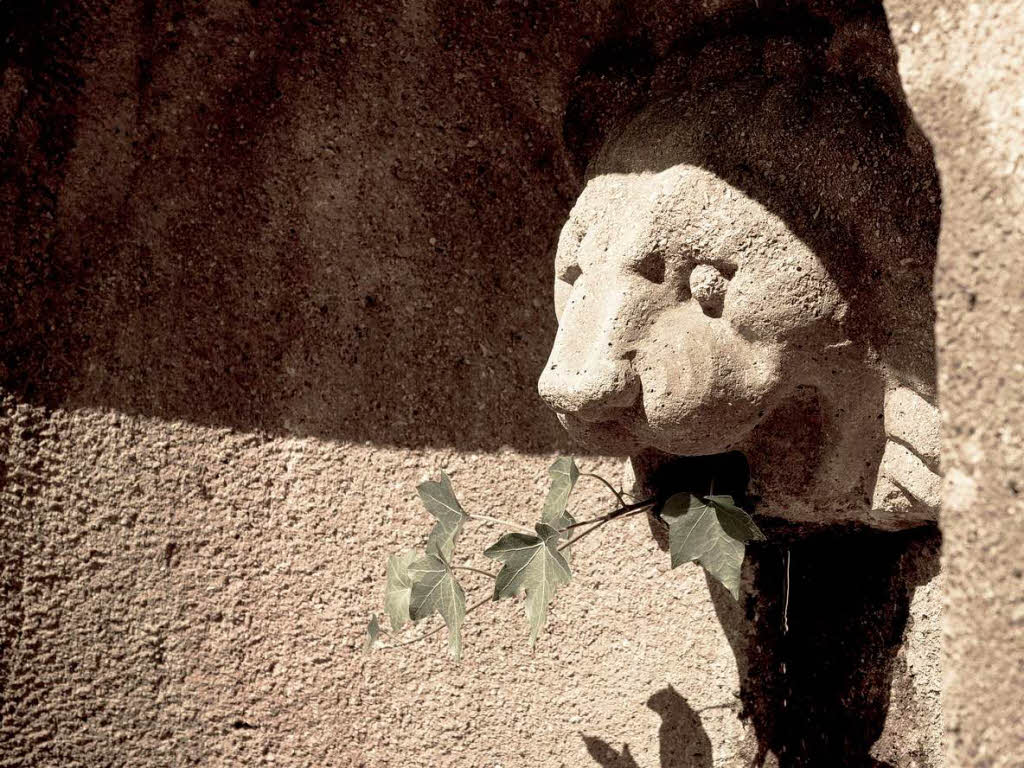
[559,496,657,533]
[579,472,628,506]
[469,513,533,532]
[558,506,652,551]
[451,565,496,579]
[378,594,493,650]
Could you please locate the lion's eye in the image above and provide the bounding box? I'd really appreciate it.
[689,263,731,317]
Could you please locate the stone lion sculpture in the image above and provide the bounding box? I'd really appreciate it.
[539,34,941,529]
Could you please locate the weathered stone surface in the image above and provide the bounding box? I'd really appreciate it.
[539,29,941,529]
[886,2,1024,766]
[0,1,1019,767]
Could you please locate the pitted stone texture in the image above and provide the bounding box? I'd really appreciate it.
[888,2,1024,766]
[0,401,943,768]
[1,0,1016,766]
[540,71,941,528]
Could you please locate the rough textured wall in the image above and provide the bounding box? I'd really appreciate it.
[0,0,1014,766]
[886,2,1024,766]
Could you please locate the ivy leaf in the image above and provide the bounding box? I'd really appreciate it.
[408,553,466,661]
[662,493,765,600]
[539,457,579,533]
[417,472,469,562]
[384,551,419,631]
[704,495,766,543]
[363,613,380,656]
[484,523,572,646]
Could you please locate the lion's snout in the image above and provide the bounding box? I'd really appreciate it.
[538,351,640,421]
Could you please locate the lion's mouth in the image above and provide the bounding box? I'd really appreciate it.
[626,448,753,552]
[557,411,646,453]
[629,448,751,508]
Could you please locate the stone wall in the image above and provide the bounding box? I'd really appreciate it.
[1,1,1019,766]
[888,2,1024,766]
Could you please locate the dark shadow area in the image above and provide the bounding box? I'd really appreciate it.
[1,1,937,453]
[711,524,942,767]
[1,0,598,450]
[583,686,713,768]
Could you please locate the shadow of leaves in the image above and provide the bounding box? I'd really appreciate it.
[583,686,713,768]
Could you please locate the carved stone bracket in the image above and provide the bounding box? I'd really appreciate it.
[540,31,941,529]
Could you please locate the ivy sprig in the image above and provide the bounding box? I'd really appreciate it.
[364,457,764,659]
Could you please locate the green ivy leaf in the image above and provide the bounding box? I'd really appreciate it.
[363,613,380,656]
[539,457,579,533]
[704,495,766,543]
[417,472,469,562]
[662,493,765,600]
[384,551,419,632]
[408,553,466,661]
[484,523,572,647]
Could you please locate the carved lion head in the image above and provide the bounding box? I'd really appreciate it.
[539,57,940,528]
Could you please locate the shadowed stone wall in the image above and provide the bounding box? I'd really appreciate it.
[1,1,1019,766]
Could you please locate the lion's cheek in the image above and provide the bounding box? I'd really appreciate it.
[724,266,847,346]
[638,333,785,454]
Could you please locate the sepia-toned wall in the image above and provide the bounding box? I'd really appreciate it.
[888,2,1024,766]
[1,1,1019,766]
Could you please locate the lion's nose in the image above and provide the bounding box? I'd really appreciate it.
[539,269,646,420]
[538,354,640,420]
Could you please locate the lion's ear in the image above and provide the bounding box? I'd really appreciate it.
[871,386,941,525]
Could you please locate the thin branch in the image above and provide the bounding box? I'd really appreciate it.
[559,496,657,532]
[559,519,607,551]
[469,513,533,532]
[558,506,650,551]
[579,472,627,505]
[782,549,791,636]
[451,565,496,579]
[697,702,740,713]
[377,594,493,650]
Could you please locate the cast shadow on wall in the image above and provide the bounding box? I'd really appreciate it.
[582,686,713,768]
[712,525,941,767]
[0,0,581,452]
[583,527,939,768]
[2,3,939,458]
